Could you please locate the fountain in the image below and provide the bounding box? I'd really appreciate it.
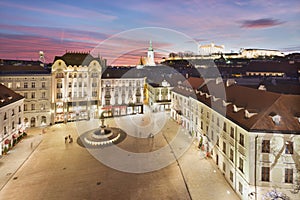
[80,112,126,147]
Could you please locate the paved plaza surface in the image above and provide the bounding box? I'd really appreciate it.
[0,112,239,200]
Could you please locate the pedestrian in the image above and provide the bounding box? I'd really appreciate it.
[69,137,73,143]
[65,136,68,143]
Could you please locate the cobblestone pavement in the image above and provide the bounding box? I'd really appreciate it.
[0,114,239,200]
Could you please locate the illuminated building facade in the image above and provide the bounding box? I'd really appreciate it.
[0,60,51,127]
[0,85,24,155]
[171,79,300,200]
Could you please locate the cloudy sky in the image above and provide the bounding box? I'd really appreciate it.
[0,0,299,65]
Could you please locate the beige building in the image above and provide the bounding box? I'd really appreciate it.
[146,79,172,112]
[51,52,105,123]
[0,84,24,155]
[171,78,300,200]
[0,60,51,127]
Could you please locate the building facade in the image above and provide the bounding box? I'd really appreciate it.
[51,52,105,123]
[0,85,24,155]
[0,60,51,127]
[146,80,172,112]
[101,68,145,117]
[171,79,300,200]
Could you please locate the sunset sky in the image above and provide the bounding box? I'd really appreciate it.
[0,0,299,65]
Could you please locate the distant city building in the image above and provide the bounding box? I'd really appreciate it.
[0,84,24,155]
[198,43,225,56]
[171,78,300,200]
[239,48,285,58]
[0,60,51,127]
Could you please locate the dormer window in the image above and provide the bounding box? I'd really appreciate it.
[271,114,281,125]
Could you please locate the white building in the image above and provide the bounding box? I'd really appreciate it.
[171,79,300,200]
[0,60,51,127]
[240,49,285,58]
[0,84,24,155]
[101,67,145,117]
[51,52,105,123]
[198,43,225,56]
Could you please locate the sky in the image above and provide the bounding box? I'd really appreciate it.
[0,0,299,65]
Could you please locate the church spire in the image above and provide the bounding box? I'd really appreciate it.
[148,40,153,51]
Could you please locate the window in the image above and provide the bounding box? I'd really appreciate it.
[31,82,35,88]
[262,140,270,153]
[42,92,46,99]
[31,104,35,110]
[79,82,82,87]
[57,82,63,88]
[24,104,27,111]
[68,92,72,97]
[92,91,97,97]
[16,82,21,88]
[285,168,293,183]
[216,154,219,165]
[201,121,203,130]
[4,112,7,120]
[24,92,28,99]
[239,157,244,173]
[12,109,15,116]
[217,118,220,126]
[42,82,46,88]
[223,162,226,172]
[207,112,209,119]
[68,82,72,88]
[230,148,234,162]
[92,82,97,87]
[238,182,243,195]
[31,92,35,99]
[239,133,244,146]
[4,126,7,135]
[261,167,270,182]
[57,93,62,99]
[18,117,21,124]
[217,136,219,146]
[19,106,21,112]
[230,171,233,182]
[24,82,28,88]
[8,82,12,88]
[223,142,226,154]
[230,127,234,138]
[223,122,227,132]
[12,121,15,129]
[285,141,293,154]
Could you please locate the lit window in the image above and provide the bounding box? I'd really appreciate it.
[32,82,35,88]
